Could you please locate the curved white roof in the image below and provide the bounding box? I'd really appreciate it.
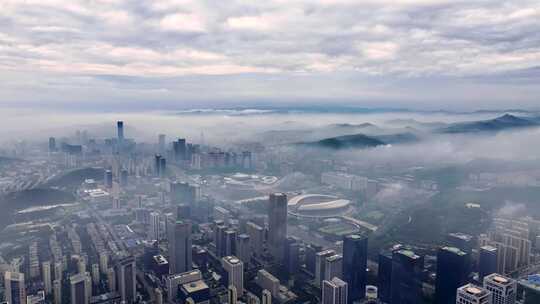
[288,194,351,212]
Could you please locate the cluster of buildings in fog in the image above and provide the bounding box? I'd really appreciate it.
[1,120,540,304]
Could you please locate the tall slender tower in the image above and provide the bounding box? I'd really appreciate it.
[117,121,124,143]
[435,246,469,304]
[268,193,287,263]
[342,234,367,303]
[168,220,192,274]
[42,261,52,295]
[116,256,136,304]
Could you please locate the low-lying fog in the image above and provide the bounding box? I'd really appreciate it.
[1,107,539,166]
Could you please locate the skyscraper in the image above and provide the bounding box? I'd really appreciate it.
[116,256,136,304]
[391,249,424,304]
[285,237,300,277]
[261,289,272,304]
[267,193,287,263]
[158,134,166,153]
[456,284,491,304]
[237,234,251,264]
[316,249,336,287]
[49,137,56,152]
[479,245,498,282]
[222,256,244,297]
[42,261,52,295]
[377,252,393,304]
[483,273,516,304]
[168,220,192,274]
[70,273,90,304]
[5,272,26,304]
[154,154,162,177]
[325,254,343,281]
[228,285,238,304]
[117,121,124,143]
[342,234,368,303]
[53,279,62,304]
[322,277,348,304]
[246,222,264,257]
[149,212,160,241]
[435,246,469,304]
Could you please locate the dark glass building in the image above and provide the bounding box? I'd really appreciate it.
[390,249,424,304]
[268,193,288,263]
[478,245,498,282]
[342,234,368,303]
[435,246,469,304]
[378,252,393,303]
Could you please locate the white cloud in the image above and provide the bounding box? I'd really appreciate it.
[0,0,539,107]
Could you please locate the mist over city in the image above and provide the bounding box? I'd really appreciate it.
[1,1,540,304]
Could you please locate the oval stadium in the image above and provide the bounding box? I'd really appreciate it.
[288,194,352,217]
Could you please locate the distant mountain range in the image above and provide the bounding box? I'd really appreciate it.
[438,114,540,134]
[296,114,540,150]
[297,132,419,149]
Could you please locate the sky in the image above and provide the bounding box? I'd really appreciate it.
[1,0,539,110]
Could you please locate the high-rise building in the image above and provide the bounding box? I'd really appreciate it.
[116,256,136,304]
[168,220,192,274]
[237,234,251,264]
[456,284,491,304]
[117,121,124,143]
[224,229,238,257]
[479,246,498,282]
[119,169,128,187]
[154,154,162,177]
[228,285,238,304]
[99,253,109,274]
[285,237,300,277]
[267,193,287,263]
[246,222,264,257]
[325,255,343,281]
[222,256,244,297]
[158,134,166,154]
[173,139,187,162]
[377,252,393,304]
[42,261,52,295]
[49,137,56,152]
[447,232,474,254]
[256,269,280,298]
[5,272,26,304]
[435,246,470,304]
[261,289,272,304]
[53,279,62,304]
[54,261,63,283]
[322,277,348,304]
[518,274,540,304]
[70,273,90,304]
[91,264,100,286]
[391,249,424,304]
[107,268,116,292]
[342,234,367,303]
[316,249,336,287]
[149,212,160,241]
[104,170,113,188]
[483,273,516,304]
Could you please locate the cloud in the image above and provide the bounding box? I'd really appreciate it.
[0,0,539,108]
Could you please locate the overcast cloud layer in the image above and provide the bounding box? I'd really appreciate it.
[1,0,539,109]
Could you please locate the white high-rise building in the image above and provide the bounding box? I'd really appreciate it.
[261,289,272,304]
[53,279,62,304]
[456,284,491,304]
[150,212,161,241]
[222,256,244,297]
[322,277,348,304]
[256,269,280,298]
[324,254,343,281]
[483,273,516,304]
[42,261,52,295]
[228,285,238,304]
